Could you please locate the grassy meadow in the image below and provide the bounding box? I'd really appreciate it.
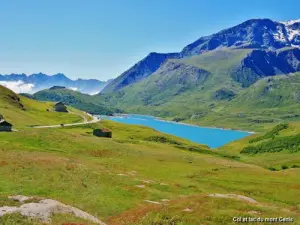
[220,122,300,171]
[0,85,88,128]
[0,119,299,224]
[0,84,300,224]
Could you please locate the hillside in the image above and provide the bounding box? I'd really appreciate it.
[1,82,300,224]
[0,85,85,128]
[31,87,121,115]
[189,72,300,131]
[103,18,300,93]
[1,118,300,224]
[226,72,300,109]
[220,122,300,171]
[98,18,300,131]
[98,48,300,131]
[102,52,180,93]
[99,49,248,108]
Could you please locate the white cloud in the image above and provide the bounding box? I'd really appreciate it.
[88,91,101,95]
[0,80,35,93]
[68,87,78,91]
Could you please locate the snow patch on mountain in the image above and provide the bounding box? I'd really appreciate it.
[287,29,300,40]
[271,26,287,42]
[280,19,300,26]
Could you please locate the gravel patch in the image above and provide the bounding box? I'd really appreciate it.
[208,193,258,204]
[144,200,161,205]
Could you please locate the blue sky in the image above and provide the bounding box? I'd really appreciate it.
[0,0,299,80]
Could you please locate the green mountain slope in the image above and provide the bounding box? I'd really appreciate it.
[98,48,300,131]
[0,85,84,128]
[32,87,121,115]
[228,72,300,109]
[103,19,300,93]
[99,49,249,109]
[192,72,300,131]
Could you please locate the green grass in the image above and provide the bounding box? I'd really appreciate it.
[0,213,41,225]
[249,123,289,143]
[241,134,300,154]
[0,120,299,224]
[0,85,88,128]
[220,122,300,170]
[128,196,298,225]
[1,85,300,224]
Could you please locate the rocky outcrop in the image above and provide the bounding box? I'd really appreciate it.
[181,19,300,57]
[0,195,106,224]
[232,48,300,87]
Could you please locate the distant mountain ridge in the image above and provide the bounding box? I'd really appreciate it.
[102,18,300,93]
[0,72,109,95]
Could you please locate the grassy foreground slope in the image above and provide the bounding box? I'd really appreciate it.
[0,119,300,224]
[0,86,300,224]
[0,85,85,128]
[220,122,300,170]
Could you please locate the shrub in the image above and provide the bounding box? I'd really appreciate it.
[281,165,288,170]
[291,165,300,168]
[172,117,186,122]
[145,136,182,145]
[241,133,300,154]
[268,167,277,171]
[249,123,289,143]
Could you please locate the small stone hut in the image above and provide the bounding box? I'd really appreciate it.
[53,102,68,112]
[93,128,112,138]
[0,120,13,132]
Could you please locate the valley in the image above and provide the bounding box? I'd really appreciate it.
[100,114,251,148]
[0,17,300,225]
[0,80,300,224]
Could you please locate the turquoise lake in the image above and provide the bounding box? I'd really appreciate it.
[99,114,251,148]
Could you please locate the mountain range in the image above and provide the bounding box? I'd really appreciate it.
[0,73,110,95]
[96,18,300,131]
[102,18,300,93]
[25,18,300,130]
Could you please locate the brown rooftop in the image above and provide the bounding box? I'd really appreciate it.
[100,128,111,132]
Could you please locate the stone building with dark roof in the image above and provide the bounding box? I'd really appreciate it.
[0,120,13,132]
[53,102,68,112]
[93,128,112,138]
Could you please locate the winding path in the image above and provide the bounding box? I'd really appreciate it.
[33,112,100,129]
